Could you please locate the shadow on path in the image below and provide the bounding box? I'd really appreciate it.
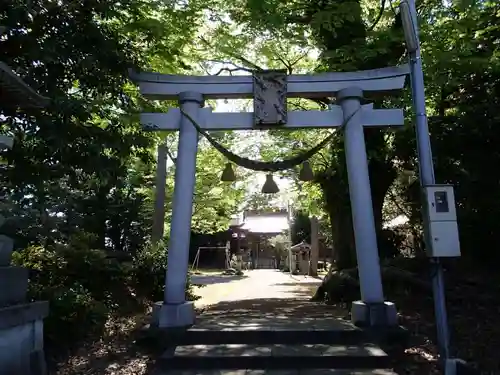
[197,298,351,330]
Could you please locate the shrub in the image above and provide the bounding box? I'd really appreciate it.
[12,234,199,357]
[133,240,168,301]
[378,229,405,260]
[133,240,199,301]
[312,269,360,304]
[12,243,111,353]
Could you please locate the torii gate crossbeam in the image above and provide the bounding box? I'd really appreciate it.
[129,65,408,100]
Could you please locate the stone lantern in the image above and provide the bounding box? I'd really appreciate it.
[0,54,50,375]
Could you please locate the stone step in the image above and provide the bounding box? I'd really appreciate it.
[158,344,392,371]
[164,370,397,374]
[142,325,408,347]
[177,328,366,345]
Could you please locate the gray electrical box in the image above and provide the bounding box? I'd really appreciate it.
[423,185,461,257]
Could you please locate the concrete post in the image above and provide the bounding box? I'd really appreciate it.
[152,91,202,328]
[236,231,242,271]
[310,216,319,276]
[338,87,397,326]
[152,143,167,243]
[287,205,294,274]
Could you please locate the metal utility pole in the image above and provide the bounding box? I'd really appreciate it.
[401,0,451,364]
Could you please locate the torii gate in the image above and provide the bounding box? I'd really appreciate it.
[130,65,409,328]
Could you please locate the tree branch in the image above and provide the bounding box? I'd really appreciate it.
[202,60,255,75]
[388,188,411,218]
[290,51,310,68]
[368,0,387,31]
[198,36,264,71]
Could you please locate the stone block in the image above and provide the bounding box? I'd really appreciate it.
[0,317,47,375]
[152,301,195,328]
[351,301,398,327]
[451,358,481,375]
[0,266,28,307]
[0,235,14,266]
[30,349,47,375]
[0,301,49,331]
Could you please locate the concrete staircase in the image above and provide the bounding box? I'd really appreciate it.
[149,320,405,374]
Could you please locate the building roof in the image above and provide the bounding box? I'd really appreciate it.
[239,211,289,234]
[0,61,49,109]
[290,241,311,252]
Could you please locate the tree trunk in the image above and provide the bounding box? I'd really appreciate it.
[318,168,357,270]
[365,129,398,258]
[317,131,398,271]
[309,216,319,276]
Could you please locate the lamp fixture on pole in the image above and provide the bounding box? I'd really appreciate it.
[261,173,279,194]
[400,0,419,53]
[221,162,236,182]
[298,160,314,182]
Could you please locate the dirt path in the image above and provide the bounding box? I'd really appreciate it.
[192,269,322,307]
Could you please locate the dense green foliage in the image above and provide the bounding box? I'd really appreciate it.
[1,0,500,370]
[0,0,240,357]
[199,0,500,267]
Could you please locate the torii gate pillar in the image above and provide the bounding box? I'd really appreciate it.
[152,92,202,328]
[338,87,397,326]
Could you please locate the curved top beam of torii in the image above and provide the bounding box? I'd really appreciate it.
[129,64,410,100]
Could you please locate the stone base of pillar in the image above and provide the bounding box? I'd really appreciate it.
[446,358,480,375]
[151,301,195,328]
[351,301,398,327]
